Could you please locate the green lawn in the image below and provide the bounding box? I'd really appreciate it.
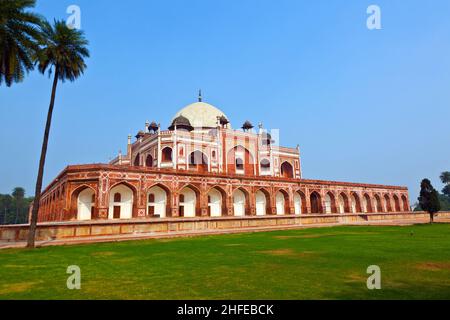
[1,224,450,300]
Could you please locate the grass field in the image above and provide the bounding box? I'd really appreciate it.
[1,224,450,300]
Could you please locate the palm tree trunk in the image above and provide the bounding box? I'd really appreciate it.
[27,68,59,248]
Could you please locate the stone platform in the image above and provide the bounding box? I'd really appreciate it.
[1,211,449,249]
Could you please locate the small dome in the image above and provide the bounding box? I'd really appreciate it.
[169,115,193,131]
[173,101,231,129]
[135,130,145,139]
[149,121,158,132]
[219,115,229,125]
[242,120,254,131]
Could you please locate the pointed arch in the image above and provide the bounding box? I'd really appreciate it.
[70,185,96,221]
[338,192,350,213]
[256,188,270,216]
[393,194,401,212]
[108,183,135,219]
[276,189,290,215]
[232,187,250,216]
[350,192,362,213]
[325,192,337,214]
[147,183,171,218]
[362,193,373,213]
[145,154,154,167]
[227,146,255,176]
[207,186,227,217]
[188,150,209,173]
[294,190,307,214]
[280,162,294,179]
[310,191,322,214]
[401,195,409,212]
[133,153,140,166]
[178,184,200,217]
[373,194,383,212]
[384,194,392,212]
[161,147,173,163]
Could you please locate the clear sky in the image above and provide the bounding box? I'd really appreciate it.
[1,0,449,204]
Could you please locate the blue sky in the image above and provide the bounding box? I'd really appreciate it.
[1,0,449,203]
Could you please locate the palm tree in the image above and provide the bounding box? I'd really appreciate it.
[12,187,25,224]
[27,20,89,248]
[0,0,42,86]
[440,172,450,184]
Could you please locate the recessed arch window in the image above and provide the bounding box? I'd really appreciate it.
[114,193,121,202]
[236,158,244,170]
[260,159,271,172]
[162,147,173,162]
[134,154,140,166]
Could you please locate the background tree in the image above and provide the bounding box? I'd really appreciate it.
[0,0,42,86]
[27,20,89,248]
[0,194,13,224]
[418,179,441,223]
[12,187,25,224]
[0,189,33,225]
[440,171,450,198]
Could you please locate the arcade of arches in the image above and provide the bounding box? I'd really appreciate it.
[36,167,411,222]
[35,97,411,224]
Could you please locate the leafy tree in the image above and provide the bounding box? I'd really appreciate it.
[441,171,450,197]
[418,179,441,223]
[27,20,89,248]
[443,185,450,198]
[0,189,33,225]
[440,171,450,184]
[0,0,43,86]
[0,194,13,224]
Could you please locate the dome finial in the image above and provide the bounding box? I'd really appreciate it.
[198,89,202,102]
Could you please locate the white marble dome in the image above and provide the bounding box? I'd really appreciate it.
[172,101,231,129]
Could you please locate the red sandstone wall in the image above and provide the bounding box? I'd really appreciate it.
[35,165,409,223]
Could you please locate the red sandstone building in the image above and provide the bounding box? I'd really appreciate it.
[36,95,410,223]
